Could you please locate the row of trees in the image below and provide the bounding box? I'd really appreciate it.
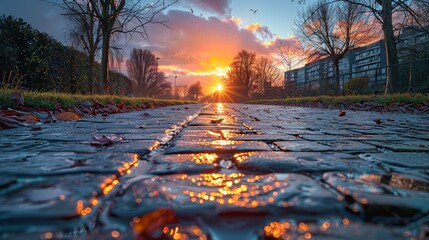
[60,0,177,94]
[224,50,282,101]
[0,15,131,94]
[293,0,429,94]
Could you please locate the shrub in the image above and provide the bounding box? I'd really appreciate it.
[344,77,369,95]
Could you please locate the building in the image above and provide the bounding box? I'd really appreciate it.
[284,26,429,95]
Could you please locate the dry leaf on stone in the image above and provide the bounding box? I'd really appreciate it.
[2,109,21,116]
[23,114,40,124]
[132,207,178,240]
[55,112,81,121]
[210,118,224,124]
[90,135,124,147]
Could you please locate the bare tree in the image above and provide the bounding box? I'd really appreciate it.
[227,50,257,96]
[295,0,376,94]
[127,48,163,97]
[254,57,281,93]
[333,0,429,93]
[188,81,203,101]
[59,0,177,93]
[176,85,188,100]
[61,0,102,93]
[273,38,304,72]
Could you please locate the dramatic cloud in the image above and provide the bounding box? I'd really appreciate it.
[181,0,231,16]
[135,10,271,93]
[245,23,274,41]
[0,0,68,43]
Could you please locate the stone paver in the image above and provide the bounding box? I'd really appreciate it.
[1,103,429,239]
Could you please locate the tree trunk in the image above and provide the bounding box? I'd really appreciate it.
[382,0,399,94]
[333,59,340,95]
[100,31,110,94]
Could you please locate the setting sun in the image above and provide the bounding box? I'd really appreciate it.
[216,84,223,92]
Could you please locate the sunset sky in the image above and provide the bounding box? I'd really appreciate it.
[1,0,306,94]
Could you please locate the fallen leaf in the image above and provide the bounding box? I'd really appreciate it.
[90,135,124,147]
[210,118,224,124]
[338,110,346,116]
[373,118,382,124]
[132,208,178,240]
[55,112,81,121]
[10,92,24,105]
[23,114,40,124]
[2,110,21,116]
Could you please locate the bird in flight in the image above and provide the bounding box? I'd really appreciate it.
[249,9,258,14]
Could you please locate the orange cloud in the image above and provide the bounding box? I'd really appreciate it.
[138,10,269,93]
[245,23,263,32]
[125,10,302,94]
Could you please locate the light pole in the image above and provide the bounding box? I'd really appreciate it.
[155,57,160,80]
[174,75,177,99]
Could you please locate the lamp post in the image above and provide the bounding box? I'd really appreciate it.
[155,57,160,80]
[174,75,177,99]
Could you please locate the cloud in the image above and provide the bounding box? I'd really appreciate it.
[181,0,231,16]
[0,0,68,43]
[245,23,274,41]
[134,10,271,93]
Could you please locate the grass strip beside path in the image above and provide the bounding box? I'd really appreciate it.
[0,90,194,110]
[0,90,196,129]
[248,94,429,114]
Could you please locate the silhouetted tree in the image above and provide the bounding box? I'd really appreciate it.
[126,48,171,97]
[227,50,257,97]
[254,57,281,93]
[188,81,203,101]
[295,0,376,93]
[176,85,188,100]
[61,0,102,93]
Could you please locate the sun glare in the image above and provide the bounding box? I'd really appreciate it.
[216,84,223,92]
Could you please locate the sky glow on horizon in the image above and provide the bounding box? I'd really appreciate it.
[1,0,306,94]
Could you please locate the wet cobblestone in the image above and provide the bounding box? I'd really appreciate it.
[1,103,429,239]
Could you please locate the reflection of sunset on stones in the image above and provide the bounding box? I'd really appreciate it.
[261,219,352,239]
[190,153,218,165]
[76,153,141,216]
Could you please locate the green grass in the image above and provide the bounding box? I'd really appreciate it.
[248,94,429,105]
[0,89,195,110]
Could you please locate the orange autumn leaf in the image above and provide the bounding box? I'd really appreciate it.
[55,112,81,121]
[23,114,40,124]
[133,207,178,240]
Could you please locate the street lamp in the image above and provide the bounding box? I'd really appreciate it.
[174,75,177,99]
[155,57,160,81]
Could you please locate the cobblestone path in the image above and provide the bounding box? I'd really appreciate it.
[1,103,429,239]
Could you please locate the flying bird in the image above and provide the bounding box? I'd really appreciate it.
[249,9,258,14]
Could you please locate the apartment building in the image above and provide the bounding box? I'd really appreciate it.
[284,26,429,93]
